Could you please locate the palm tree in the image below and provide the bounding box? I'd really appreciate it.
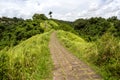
[49,11,52,18]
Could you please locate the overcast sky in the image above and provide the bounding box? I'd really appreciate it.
[0,0,120,21]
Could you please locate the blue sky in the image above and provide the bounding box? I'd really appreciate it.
[0,0,120,21]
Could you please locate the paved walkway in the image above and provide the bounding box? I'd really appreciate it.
[49,32,102,80]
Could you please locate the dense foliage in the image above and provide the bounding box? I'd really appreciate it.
[73,16,120,41]
[72,17,120,79]
[0,14,76,50]
[0,14,48,50]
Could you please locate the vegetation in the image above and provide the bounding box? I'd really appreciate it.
[52,19,76,33]
[0,14,46,50]
[0,14,76,50]
[0,13,120,80]
[73,17,120,41]
[72,17,120,79]
[57,30,120,80]
[0,13,75,79]
[0,31,53,80]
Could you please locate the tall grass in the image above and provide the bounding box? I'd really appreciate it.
[0,31,53,80]
[93,33,120,80]
[57,30,120,80]
[57,30,94,61]
[40,20,59,32]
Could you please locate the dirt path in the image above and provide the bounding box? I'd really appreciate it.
[49,32,102,80]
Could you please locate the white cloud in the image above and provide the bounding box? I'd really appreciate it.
[77,0,120,19]
[0,0,120,21]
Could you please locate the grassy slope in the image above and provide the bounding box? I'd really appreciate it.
[57,30,94,61]
[0,31,53,80]
[57,30,120,80]
[40,20,59,32]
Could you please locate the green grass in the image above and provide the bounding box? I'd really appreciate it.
[57,30,120,80]
[57,30,94,61]
[40,20,59,32]
[0,31,53,80]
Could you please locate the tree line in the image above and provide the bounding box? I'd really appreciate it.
[73,16,120,41]
[0,14,48,50]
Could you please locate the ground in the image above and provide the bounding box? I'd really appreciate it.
[49,32,102,80]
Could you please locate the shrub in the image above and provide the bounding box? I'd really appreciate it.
[92,33,120,79]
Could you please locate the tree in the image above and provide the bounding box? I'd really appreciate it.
[49,11,52,18]
[107,16,118,22]
[32,14,48,20]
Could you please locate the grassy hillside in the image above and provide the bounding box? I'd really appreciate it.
[0,15,46,50]
[1,14,120,80]
[57,30,120,80]
[40,19,76,33]
[0,14,75,50]
[0,31,53,80]
[40,20,59,32]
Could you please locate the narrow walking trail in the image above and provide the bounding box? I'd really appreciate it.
[49,32,102,80]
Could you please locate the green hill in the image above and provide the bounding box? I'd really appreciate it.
[0,31,53,80]
[0,14,75,50]
[0,14,120,80]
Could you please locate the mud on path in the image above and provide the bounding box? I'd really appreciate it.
[49,32,102,80]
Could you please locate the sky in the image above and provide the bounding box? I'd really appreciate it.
[0,0,120,21]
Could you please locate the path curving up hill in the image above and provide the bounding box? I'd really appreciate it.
[49,32,102,80]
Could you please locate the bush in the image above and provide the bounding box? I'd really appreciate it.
[92,33,120,79]
[0,49,9,80]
